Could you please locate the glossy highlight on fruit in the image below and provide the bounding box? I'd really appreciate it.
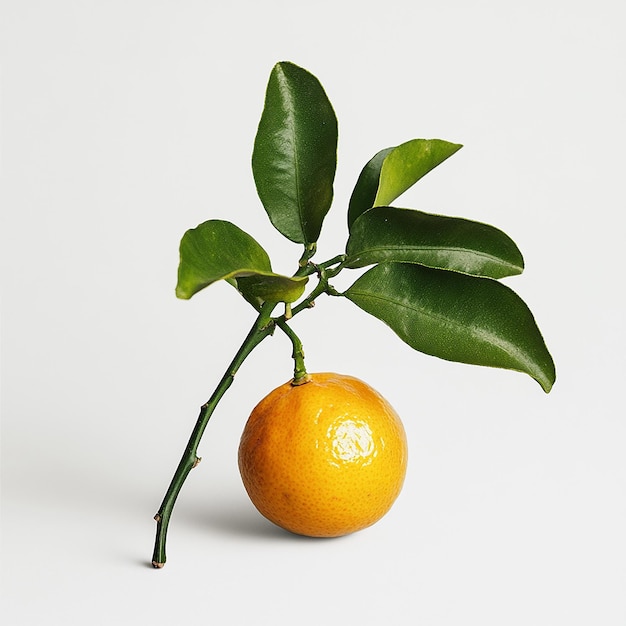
[238,373,408,537]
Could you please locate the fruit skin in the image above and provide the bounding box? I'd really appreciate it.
[238,373,408,537]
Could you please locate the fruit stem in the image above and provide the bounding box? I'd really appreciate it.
[276,319,310,385]
[273,259,347,385]
[151,303,276,568]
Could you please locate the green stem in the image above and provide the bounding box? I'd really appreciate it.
[298,242,317,268]
[295,254,346,278]
[274,260,345,384]
[276,319,309,384]
[152,256,345,567]
[289,263,339,316]
[151,304,275,568]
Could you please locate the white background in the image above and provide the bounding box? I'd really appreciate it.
[2,1,624,624]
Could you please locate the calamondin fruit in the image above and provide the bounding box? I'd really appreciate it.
[151,61,556,568]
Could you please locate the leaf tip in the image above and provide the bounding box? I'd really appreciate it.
[539,369,556,393]
[175,285,192,300]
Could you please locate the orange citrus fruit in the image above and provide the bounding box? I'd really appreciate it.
[238,372,408,537]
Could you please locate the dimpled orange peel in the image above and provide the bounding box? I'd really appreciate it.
[238,373,408,537]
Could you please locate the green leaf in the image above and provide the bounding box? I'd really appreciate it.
[252,61,338,244]
[235,273,308,305]
[348,139,462,229]
[176,220,308,303]
[345,207,524,278]
[344,263,555,392]
[347,147,393,229]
